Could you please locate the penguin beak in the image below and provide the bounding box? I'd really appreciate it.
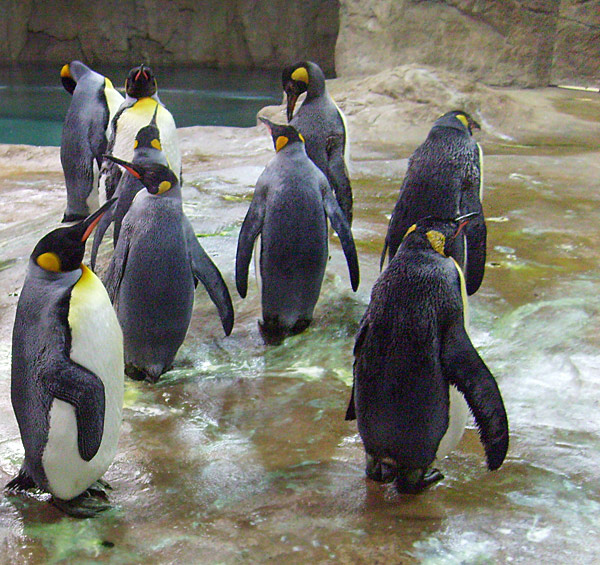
[79,198,118,242]
[454,212,479,238]
[258,116,273,134]
[284,83,300,121]
[103,154,143,180]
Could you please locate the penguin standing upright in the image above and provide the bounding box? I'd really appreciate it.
[282,61,353,224]
[102,156,234,382]
[90,108,164,270]
[236,118,359,344]
[60,61,124,222]
[99,64,181,202]
[7,199,123,517]
[347,215,508,494]
[381,110,486,295]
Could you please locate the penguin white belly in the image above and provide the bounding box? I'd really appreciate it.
[42,265,124,500]
[435,385,469,462]
[253,235,262,295]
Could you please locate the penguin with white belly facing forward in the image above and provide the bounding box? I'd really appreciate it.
[7,199,124,517]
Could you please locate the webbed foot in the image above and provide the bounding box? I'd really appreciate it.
[365,454,396,483]
[52,482,114,518]
[395,468,444,494]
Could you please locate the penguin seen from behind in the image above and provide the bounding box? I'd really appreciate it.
[60,61,124,222]
[381,110,486,295]
[236,118,359,345]
[102,156,234,382]
[347,214,508,494]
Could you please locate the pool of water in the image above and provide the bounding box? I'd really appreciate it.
[0,64,281,146]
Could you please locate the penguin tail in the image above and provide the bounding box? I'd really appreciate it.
[5,468,36,492]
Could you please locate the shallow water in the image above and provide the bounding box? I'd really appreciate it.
[1,92,600,563]
[0,64,281,145]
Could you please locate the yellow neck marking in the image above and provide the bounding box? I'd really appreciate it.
[456,114,469,129]
[276,136,289,152]
[60,64,71,78]
[151,139,162,150]
[426,230,446,255]
[105,77,114,89]
[37,252,62,272]
[158,180,172,193]
[133,98,158,112]
[291,67,309,84]
[403,224,417,239]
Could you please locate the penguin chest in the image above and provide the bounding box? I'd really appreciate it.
[42,266,124,500]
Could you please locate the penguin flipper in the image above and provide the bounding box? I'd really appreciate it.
[326,134,353,225]
[346,316,370,421]
[90,205,115,271]
[464,216,487,295]
[235,180,267,298]
[441,321,509,470]
[44,358,106,462]
[322,179,360,291]
[185,221,234,336]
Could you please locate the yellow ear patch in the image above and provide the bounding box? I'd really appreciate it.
[133,139,139,149]
[291,67,309,84]
[158,180,172,194]
[426,230,447,255]
[151,139,162,150]
[276,136,289,152]
[403,224,417,239]
[456,114,469,128]
[60,64,71,78]
[37,252,62,272]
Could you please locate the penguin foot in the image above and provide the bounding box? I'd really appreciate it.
[5,468,36,492]
[365,454,396,483]
[125,363,168,383]
[258,318,312,345]
[395,468,444,494]
[52,485,113,518]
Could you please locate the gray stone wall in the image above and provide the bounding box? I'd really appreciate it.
[0,0,339,74]
[336,0,599,87]
[1,0,598,86]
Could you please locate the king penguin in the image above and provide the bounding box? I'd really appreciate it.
[236,118,359,344]
[90,107,164,271]
[99,64,181,203]
[7,199,124,517]
[102,156,234,382]
[282,61,354,224]
[60,61,124,222]
[381,110,486,295]
[346,214,508,494]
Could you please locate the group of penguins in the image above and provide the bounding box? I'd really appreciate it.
[6,59,509,517]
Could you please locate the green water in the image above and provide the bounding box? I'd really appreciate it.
[0,64,281,146]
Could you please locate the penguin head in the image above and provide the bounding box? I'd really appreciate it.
[125,64,157,99]
[31,199,117,273]
[433,110,481,135]
[282,61,326,121]
[259,117,304,152]
[60,60,92,95]
[104,155,177,195]
[133,106,162,153]
[403,213,478,257]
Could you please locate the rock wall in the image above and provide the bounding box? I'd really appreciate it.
[336,0,600,87]
[2,0,598,86]
[0,0,339,74]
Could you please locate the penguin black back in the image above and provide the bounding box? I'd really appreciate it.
[349,214,508,493]
[381,110,486,295]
